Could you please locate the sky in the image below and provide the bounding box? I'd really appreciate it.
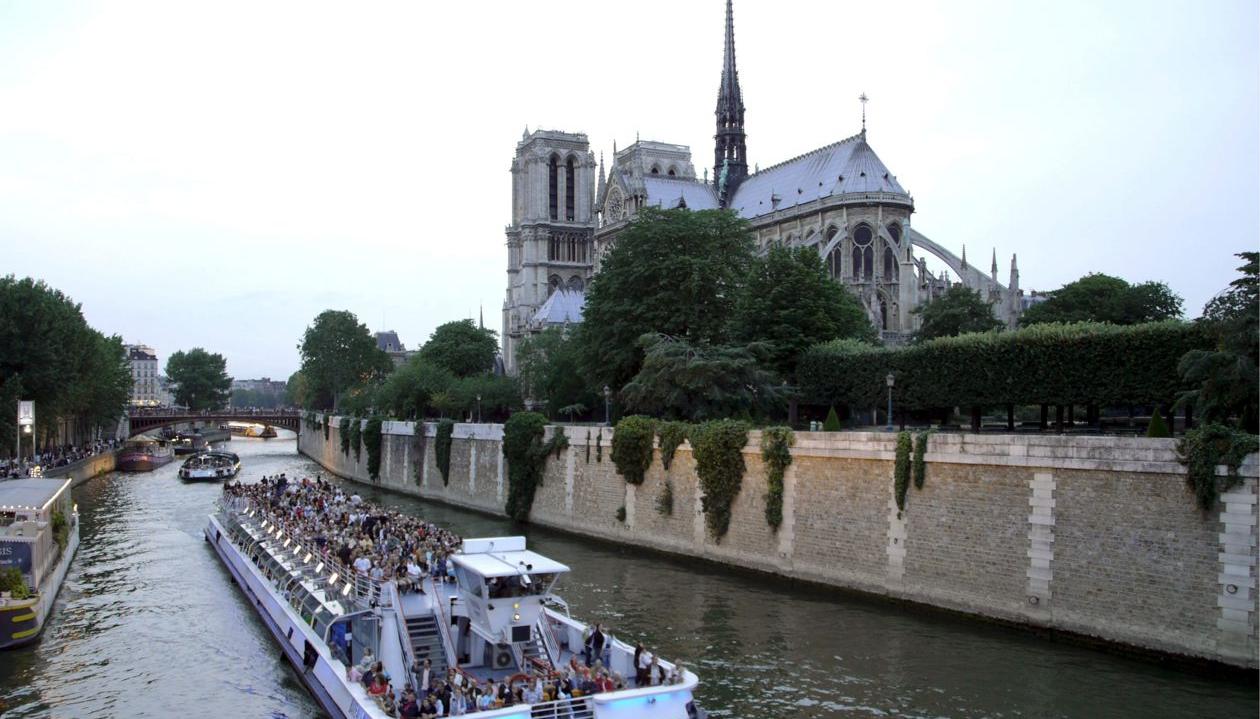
[0,0,1256,380]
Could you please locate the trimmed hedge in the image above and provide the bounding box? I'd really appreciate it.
[799,321,1210,412]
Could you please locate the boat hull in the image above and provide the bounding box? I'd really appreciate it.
[117,452,174,472]
[0,521,79,649]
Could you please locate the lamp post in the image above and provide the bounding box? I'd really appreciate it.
[476,394,482,424]
[885,372,895,432]
[603,385,611,426]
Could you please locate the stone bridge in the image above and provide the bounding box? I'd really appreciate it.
[126,409,302,437]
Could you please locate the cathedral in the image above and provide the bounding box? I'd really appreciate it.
[502,0,1022,374]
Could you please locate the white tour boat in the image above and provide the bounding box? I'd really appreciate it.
[179,451,241,481]
[207,488,703,719]
[0,477,80,649]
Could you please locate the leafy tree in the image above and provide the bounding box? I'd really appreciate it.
[516,327,598,418]
[913,285,1002,341]
[285,370,308,408]
[166,348,232,410]
[298,310,391,410]
[444,374,523,423]
[1176,252,1259,432]
[823,406,842,431]
[0,276,131,449]
[1021,273,1183,326]
[732,245,877,380]
[419,320,498,378]
[579,208,755,391]
[621,333,785,421]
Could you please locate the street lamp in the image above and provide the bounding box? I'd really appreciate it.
[476,394,482,424]
[603,385,611,426]
[885,372,895,432]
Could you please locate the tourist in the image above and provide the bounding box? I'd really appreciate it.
[634,642,650,686]
[583,623,606,666]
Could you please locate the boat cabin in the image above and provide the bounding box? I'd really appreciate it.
[450,537,568,660]
[0,478,74,590]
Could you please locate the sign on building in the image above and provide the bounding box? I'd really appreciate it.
[0,540,33,576]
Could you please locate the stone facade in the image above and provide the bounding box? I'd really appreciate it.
[301,418,1259,669]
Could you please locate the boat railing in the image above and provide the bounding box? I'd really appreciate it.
[526,696,595,719]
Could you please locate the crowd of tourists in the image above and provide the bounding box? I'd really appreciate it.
[2,439,120,478]
[222,474,688,717]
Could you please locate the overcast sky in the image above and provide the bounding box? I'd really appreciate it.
[1,0,1256,380]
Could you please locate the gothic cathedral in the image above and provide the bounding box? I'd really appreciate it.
[502,0,1022,374]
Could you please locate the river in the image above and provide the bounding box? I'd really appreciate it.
[0,436,1254,718]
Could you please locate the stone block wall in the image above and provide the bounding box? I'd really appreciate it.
[299,418,1258,669]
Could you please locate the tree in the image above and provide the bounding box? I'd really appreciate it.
[913,285,1002,342]
[732,245,877,380]
[298,310,392,410]
[285,370,309,408]
[621,333,786,421]
[419,320,498,378]
[374,356,456,419]
[579,208,755,391]
[1176,252,1259,432]
[166,348,232,410]
[1021,273,1183,326]
[516,327,598,417]
[0,276,130,450]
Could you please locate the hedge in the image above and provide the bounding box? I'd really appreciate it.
[799,321,1209,412]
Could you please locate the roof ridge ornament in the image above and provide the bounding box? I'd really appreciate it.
[859,92,868,138]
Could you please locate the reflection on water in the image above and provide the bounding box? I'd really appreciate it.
[0,437,1254,719]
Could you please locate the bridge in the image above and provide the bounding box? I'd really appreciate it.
[126,409,302,437]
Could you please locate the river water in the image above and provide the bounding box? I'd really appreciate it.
[0,436,1254,718]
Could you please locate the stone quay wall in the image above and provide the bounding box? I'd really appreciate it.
[299,417,1259,669]
[45,451,118,489]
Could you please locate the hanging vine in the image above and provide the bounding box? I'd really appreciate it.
[339,416,351,456]
[349,418,363,463]
[760,426,795,531]
[657,421,690,471]
[364,416,384,480]
[693,420,750,541]
[612,415,656,485]
[595,431,603,462]
[894,431,913,511]
[503,413,568,521]
[411,421,427,485]
[435,419,455,485]
[1177,424,1259,511]
[912,430,932,490]
[323,415,330,442]
[585,430,592,463]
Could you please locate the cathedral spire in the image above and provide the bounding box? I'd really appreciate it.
[714,0,748,203]
[991,248,998,280]
[596,152,607,210]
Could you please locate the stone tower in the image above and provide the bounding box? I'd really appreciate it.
[714,0,748,205]
[502,130,597,374]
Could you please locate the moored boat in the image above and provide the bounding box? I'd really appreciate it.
[207,480,702,719]
[0,477,80,649]
[226,422,277,439]
[179,451,241,481]
[172,433,209,455]
[116,435,174,472]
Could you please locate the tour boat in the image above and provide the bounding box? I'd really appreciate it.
[0,478,80,649]
[116,435,175,472]
[172,433,209,456]
[227,422,278,439]
[178,451,241,481]
[206,493,703,719]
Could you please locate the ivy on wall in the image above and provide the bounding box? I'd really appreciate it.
[761,426,795,531]
[612,415,656,485]
[323,415,330,442]
[657,421,689,471]
[349,418,363,463]
[656,481,674,516]
[339,416,351,456]
[585,430,592,463]
[435,419,455,485]
[364,416,383,481]
[1177,424,1258,511]
[912,430,931,490]
[693,420,749,540]
[596,432,603,462]
[894,431,912,511]
[503,413,568,521]
[411,422,426,485]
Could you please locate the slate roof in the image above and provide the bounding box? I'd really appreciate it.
[728,133,909,220]
[529,289,584,328]
[643,177,719,211]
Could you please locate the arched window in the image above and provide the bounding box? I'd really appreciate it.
[884,245,898,280]
[565,156,576,221]
[548,275,562,296]
[667,166,677,177]
[852,225,873,280]
[548,155,559,221]
[880,298,888,330]
[567,276,584,292]
[887,223,902,245]
[650,164,660,175]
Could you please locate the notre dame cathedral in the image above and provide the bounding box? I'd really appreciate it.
[502,0,1022,374]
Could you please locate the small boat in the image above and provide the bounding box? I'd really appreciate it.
[116,435,175,472]
[0,478,80,649]
[172,433,209,456]
[179,451,241,481]
[227,422,277,439]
